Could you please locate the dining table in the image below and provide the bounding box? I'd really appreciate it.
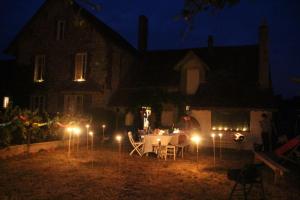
[142,133,188,154]
[142,134,172,154]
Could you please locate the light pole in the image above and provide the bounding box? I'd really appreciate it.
[89,131,94,152]
[66,127,73,157]
[73,127,81,152]
[115,135,122,154]
[89,131,94,167]
[115,134,122,174]
[191,134,201,162]
[211,133,216,168]
[218,133,223,159]
[102,124,106,141]
[86,124,90,150]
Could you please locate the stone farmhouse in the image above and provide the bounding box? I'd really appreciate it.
[2,0,277,149]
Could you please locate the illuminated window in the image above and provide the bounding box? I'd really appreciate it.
[30,95,45,112]
[34,55,45,82]
[3,96,9,108]
[56,20,65,40]
[74,53,87,81]
[64,95,83,114]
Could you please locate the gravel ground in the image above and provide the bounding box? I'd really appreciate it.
[0,143,299,200]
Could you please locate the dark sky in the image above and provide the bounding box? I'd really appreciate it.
[0,0,299,98]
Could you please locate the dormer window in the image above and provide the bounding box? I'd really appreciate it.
[56,20,65,40]
[185,67,200,95]
[34,55,45,83]
[177,51,207,95]
[74,53,87,82]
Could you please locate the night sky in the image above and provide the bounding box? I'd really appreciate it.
[0,0,299,98]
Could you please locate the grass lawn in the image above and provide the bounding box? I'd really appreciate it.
[0,142,299,200]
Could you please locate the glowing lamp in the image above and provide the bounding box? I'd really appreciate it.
[115,135,122,142]
[66,127,73,132]
[191,135,201,144]
[89,131,93,136]
[212,126,216,130]
[102,124,106,129]
[86,124,90,128]
[211,133,216,138]
[218,133,223,138]
[73,127,81,135]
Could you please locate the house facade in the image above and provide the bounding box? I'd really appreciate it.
[109,20,277,150]
[3,0,278,149]
[4,0,136,116]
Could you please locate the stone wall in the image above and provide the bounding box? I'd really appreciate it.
[0,140,65,159]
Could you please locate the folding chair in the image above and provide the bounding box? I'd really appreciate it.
[128,131,144,156]
[228,164,265,200]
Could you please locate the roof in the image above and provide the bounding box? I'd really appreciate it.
[120,45,259,88]
[73,0,136,53]
[111,45,276,108]
[4,0,136,55]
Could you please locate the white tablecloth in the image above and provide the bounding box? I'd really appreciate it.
[143,135,173,153]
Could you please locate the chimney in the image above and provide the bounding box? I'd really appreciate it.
[138,15,148,52]
[258,20,270,89]
[208,35,214,55]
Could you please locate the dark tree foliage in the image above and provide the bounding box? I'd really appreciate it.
[182,0,240,21]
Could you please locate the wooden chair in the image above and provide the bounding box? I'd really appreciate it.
[176,134,189,158]
[128,131,144,156]
[160,145,176,160]
[228,164,265,200]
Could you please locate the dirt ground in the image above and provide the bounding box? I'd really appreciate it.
[0,143,299,200]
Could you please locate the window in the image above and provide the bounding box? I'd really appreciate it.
[74,53,87,81]
[3,96,9,108]
[64,95,83,114]
[211,110,250,131]
[34,55,45,82]
[186,68,200,95]
[56,20,65,40]
[30,95,46,112]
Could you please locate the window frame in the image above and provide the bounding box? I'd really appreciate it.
[64,95,84,114]
[56,20,66,40]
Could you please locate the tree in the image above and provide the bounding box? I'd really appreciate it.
[181,0,240,21]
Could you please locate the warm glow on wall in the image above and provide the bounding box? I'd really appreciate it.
[34,79,44,83]
[74,78,86,82]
